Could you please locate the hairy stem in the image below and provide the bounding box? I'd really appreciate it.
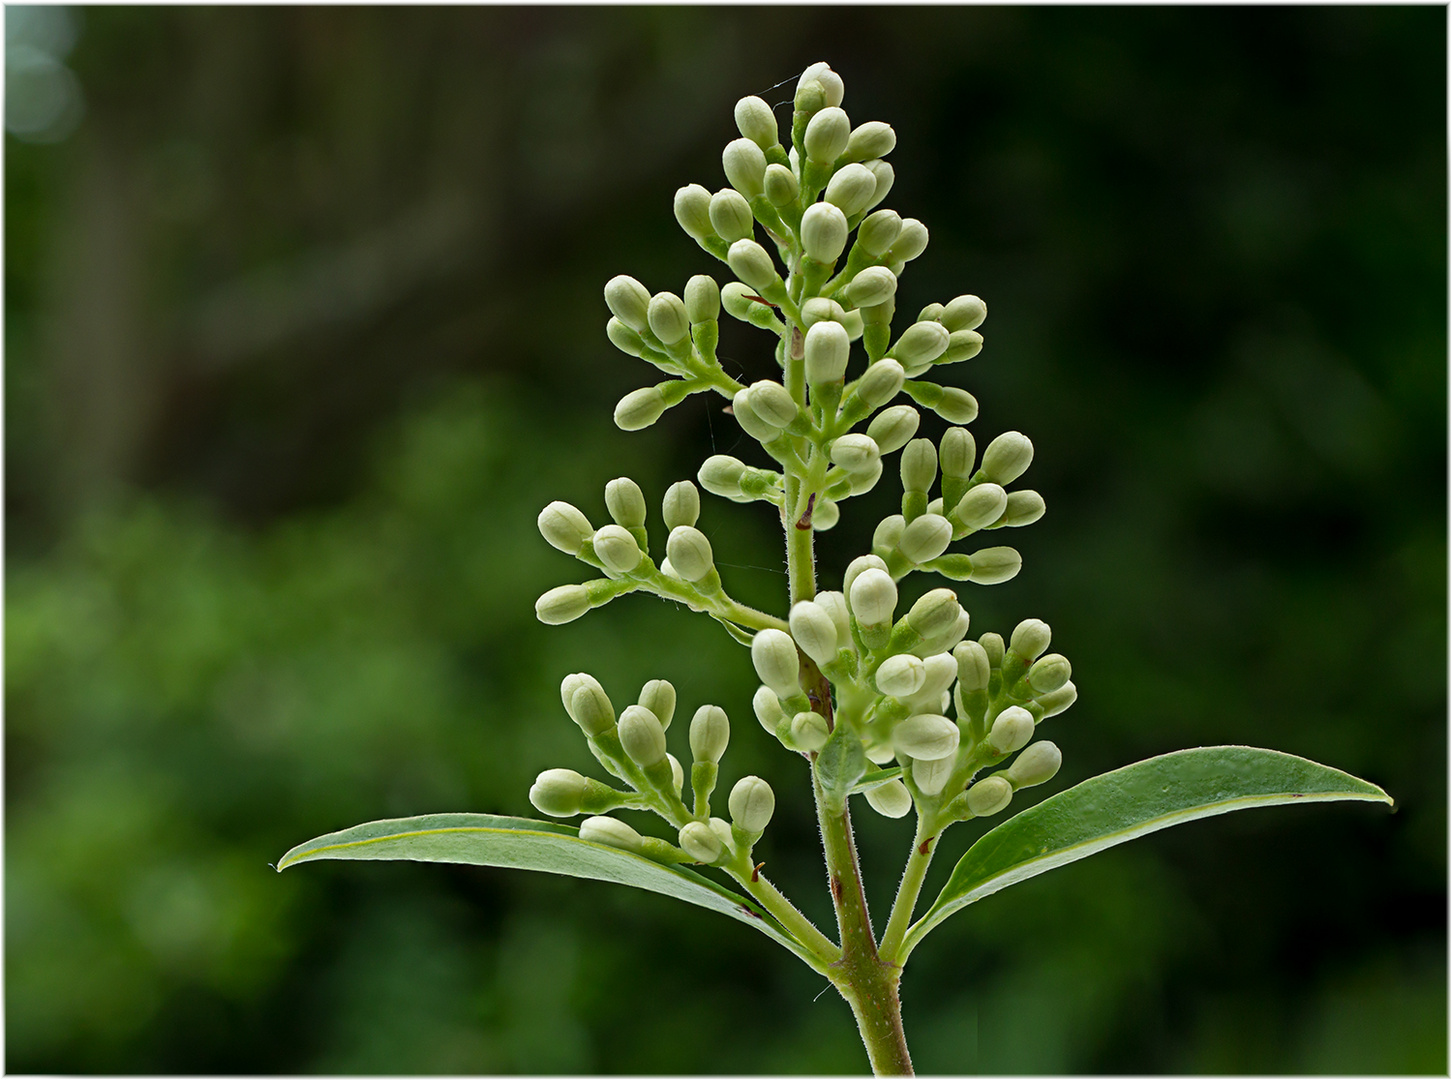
[730,866,842,967]
[878,813,939,962]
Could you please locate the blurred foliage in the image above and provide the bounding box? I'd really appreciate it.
[6,6,1445,1074]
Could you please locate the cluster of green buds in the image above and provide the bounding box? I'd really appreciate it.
[530,672,775,873]
[537,59,1074,864]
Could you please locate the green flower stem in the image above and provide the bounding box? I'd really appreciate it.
[878,812,941,963]
[727,864,842,968]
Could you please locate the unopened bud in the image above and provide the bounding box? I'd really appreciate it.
[752,628,801,699]
[647,292,690,346]
[785,601,836,667]
[864,158,895,210]
[1002,490,1046,527]
[536,584,591,625]
[709,188,755,243]
[727,239,780,294]
[1006,741,1062,788]
[1035,680,1078,718]
[849,567,897,626]
[857,359,906,408]
[578,815,644,853]
[734,95,779,149]
[846,266,897,308]
[607,317,647,357]
[636,679,676,731]
[939,428,976,480]
[790,711,830,751]
[965,776,1013,817]
[867,404,920,453]
[1028,653,1072,694]
[529,769,590,817]
[900,438,937,494]
[618,704,668,767]
[805,320,851,384]
[729,775,775,834]
[801,202,849,264]
[764,162,799,206]
[941,294,987,332]
[933,387,979,425]
[592,524,642,574]
[955,483,1009,530]
[988,706,1036,754]
[604,275,651,331]
[889,218,929,263]
[601,478,646,529]
[968,546,1022,585]
[662,481,700,529]
[846,120,896,162]
[943,329,984,364]
[981,431,1034,484]
[873,514,905,553]
[698,454,747,498]
[891,322,950,367]
[732,387,784,441]
[875,654,926,697]
[666,526,715,582]
[673,184,715,243]
[824,162,877,218]
[689,704,730,765]
[804,106,850,163]
[722,137,767,199]
[753,685,786,733]
[953,640,992,692]
[679,820,724,863]
[538,501,594,555]
[898,514,953,564]
[614,386,668,431]
[907,588,962,639]
[830,433,881,474]
[912,755,955,797]
[865,779,913,818]
[748,380,798,429]
[802,297,847,326]
[1010,619,1052,662]
[857,209,903,256]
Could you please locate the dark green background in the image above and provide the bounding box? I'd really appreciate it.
[6,6,1446,1074]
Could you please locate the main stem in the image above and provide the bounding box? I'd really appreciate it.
[780,359,913,1072]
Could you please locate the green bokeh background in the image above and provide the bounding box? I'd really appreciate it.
[6,6,1445,1074]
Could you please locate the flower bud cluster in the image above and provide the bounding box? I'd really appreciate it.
[535,672,778,871]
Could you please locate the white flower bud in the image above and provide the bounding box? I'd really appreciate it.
[857,209,903,256]
[709,188,755,243]
[602,477,646,529]
[562,674,612,732]
[729,775,776,834]
[538,501,594,555]
[933,388,979,425]
[968,546,1022,585]
[731,387,784,441]
[891,321,950,366]
[842,555,889,599]
[943,329,984,364]
[892,713,960,761]
[873,514,905,554]
[846,121,896,162]
[1010,618,1052,663]
[981,431,1035,485]
[607,317,647,357]
[614,387,668,431]
[722,137,767,199]
[763,163,799,207]
[604,275,651,331]
[814,590,852,644]
[856,359,905,408]
[753,684,785,733]
[901,438,938,494]
[912,755,955,797]
[618,704,668,767]
[637,678,677,730]
[689,704,730,764]
[876,654,926,698]
[849,567,897,626]
[679,820,724,863]
[988,706,1036,754]
[907,588,962,639]
[898,514,953,564]
[824,162,878,218]
[860,410,916,459]
[529,769,590,817]
[941,294,987,332]
[965,776,1013,817]
[684,275,720,324]
[1003,490,1046,527]
[918,653,960,698]
[841,308,865,340]
[1036,680,1078,718]
[1028,653,1072,694]
[846,265,897,308]
[647,292,690,345]
[805,320,851,384]
[579,815,644,853]
[698,454,747,498]
[592,524,642,574]
[801,201,849,264]
[751,629,801,699]
[662,480,700,529]
[673,184,715,243]
[801,297,847,326]
[669,752,684,793]
[734,95,779,149]
[790,711,829,751]
[889,218,929,263]
[955,483,1009,530]
[789,601,839,666]
[954,640,992,692]
[865,779,913,818]
[804,106,850,163]
[666,525,714,582]
[536,584,591,625]
[748,380,799,429]
[1006,741,1062,789]
[939,427,976,479]
[830,433,881,474]
[727,238,779,293]
[864,158,895,211]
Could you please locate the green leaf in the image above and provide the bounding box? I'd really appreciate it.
[900,746,1391,957]
[815,724,868,811]
[850,766,903,794]
[278,813,819,965]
